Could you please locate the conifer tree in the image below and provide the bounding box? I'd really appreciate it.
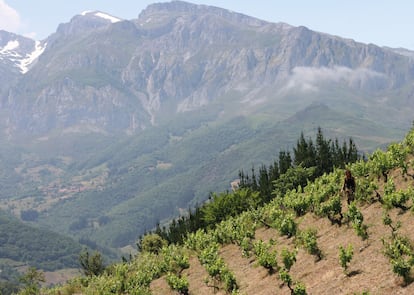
[293,132,316,168]
[293,132,308,167]
[268,160,280,183]
[315,127,333,176]
[258,164,272,202]
[279,150,292,174]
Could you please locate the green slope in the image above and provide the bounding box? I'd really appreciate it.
[33,103,408,248]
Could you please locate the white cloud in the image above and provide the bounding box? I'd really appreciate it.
[0,0,21,33]
[280,66,386,94]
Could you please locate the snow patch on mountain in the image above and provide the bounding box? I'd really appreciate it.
[81,11,122,23]
[0,40,46,74]
[19,41,46,74]
[0,40,20,53]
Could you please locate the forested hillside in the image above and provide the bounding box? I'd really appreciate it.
[0,207,123,295]
[0,210,82,293]
[17,126,414,295]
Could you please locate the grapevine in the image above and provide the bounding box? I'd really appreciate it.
[253,239,278,273]
[382,234,414,285]
[345,202,368,240]
[339,244,354,274]
[295,228,323,261]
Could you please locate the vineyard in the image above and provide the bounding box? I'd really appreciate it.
[33,128,414,294]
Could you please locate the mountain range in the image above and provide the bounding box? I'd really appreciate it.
[0,0,414,276]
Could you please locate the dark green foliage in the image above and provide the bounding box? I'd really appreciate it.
[143,205,206,246]
[273,166,315,198]
[241,127,360,199]
[139,234,168,255]
[279,150,293,174]
[315,127,333,176]
[293,127,359,178]
[20,210,39,222]
[201,189,260,227]
[293,132,317,168]
[79,249,106,277]
[0,210,82,272]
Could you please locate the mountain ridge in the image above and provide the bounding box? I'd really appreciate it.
[1,1,413,136]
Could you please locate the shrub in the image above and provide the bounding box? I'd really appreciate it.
[382,234,414,284]
[253,240,278,273]
[140,233,168,254]
[345,202,368,240]
[281,248,297,271]
[166,273,189,295]
[339,244,353,273]
[295,229,322,261]
[79,250,105,277]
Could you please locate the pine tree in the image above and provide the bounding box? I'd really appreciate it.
[279,150,292,174]
[293,132,309,167]
[315,127,333,176]
[294,132,317,168]
[347,138,359,163]
[258,164,272,202]
[268,160,280,182]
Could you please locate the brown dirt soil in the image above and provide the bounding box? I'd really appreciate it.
[151,165,414,295]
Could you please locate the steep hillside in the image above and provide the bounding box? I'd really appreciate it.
[0,209,82,287]
[35,128,414,294]
[22,104,403,249]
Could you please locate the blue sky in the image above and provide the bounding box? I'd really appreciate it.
[1,0,413,50]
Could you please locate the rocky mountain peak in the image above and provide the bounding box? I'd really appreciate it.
[0,31,36,56]
[138,0,266,27]
[0,30,46,77]
[55,11,122,38]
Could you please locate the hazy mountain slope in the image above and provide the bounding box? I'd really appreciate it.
[1,1,414,135]
[31,103,404,248]
[0,209,82,282]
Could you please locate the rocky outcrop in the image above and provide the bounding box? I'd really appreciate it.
[1,1,414,136]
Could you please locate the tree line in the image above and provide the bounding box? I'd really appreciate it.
[138,127,361,247]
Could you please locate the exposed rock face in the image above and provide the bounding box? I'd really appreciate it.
[1,1,414,136]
